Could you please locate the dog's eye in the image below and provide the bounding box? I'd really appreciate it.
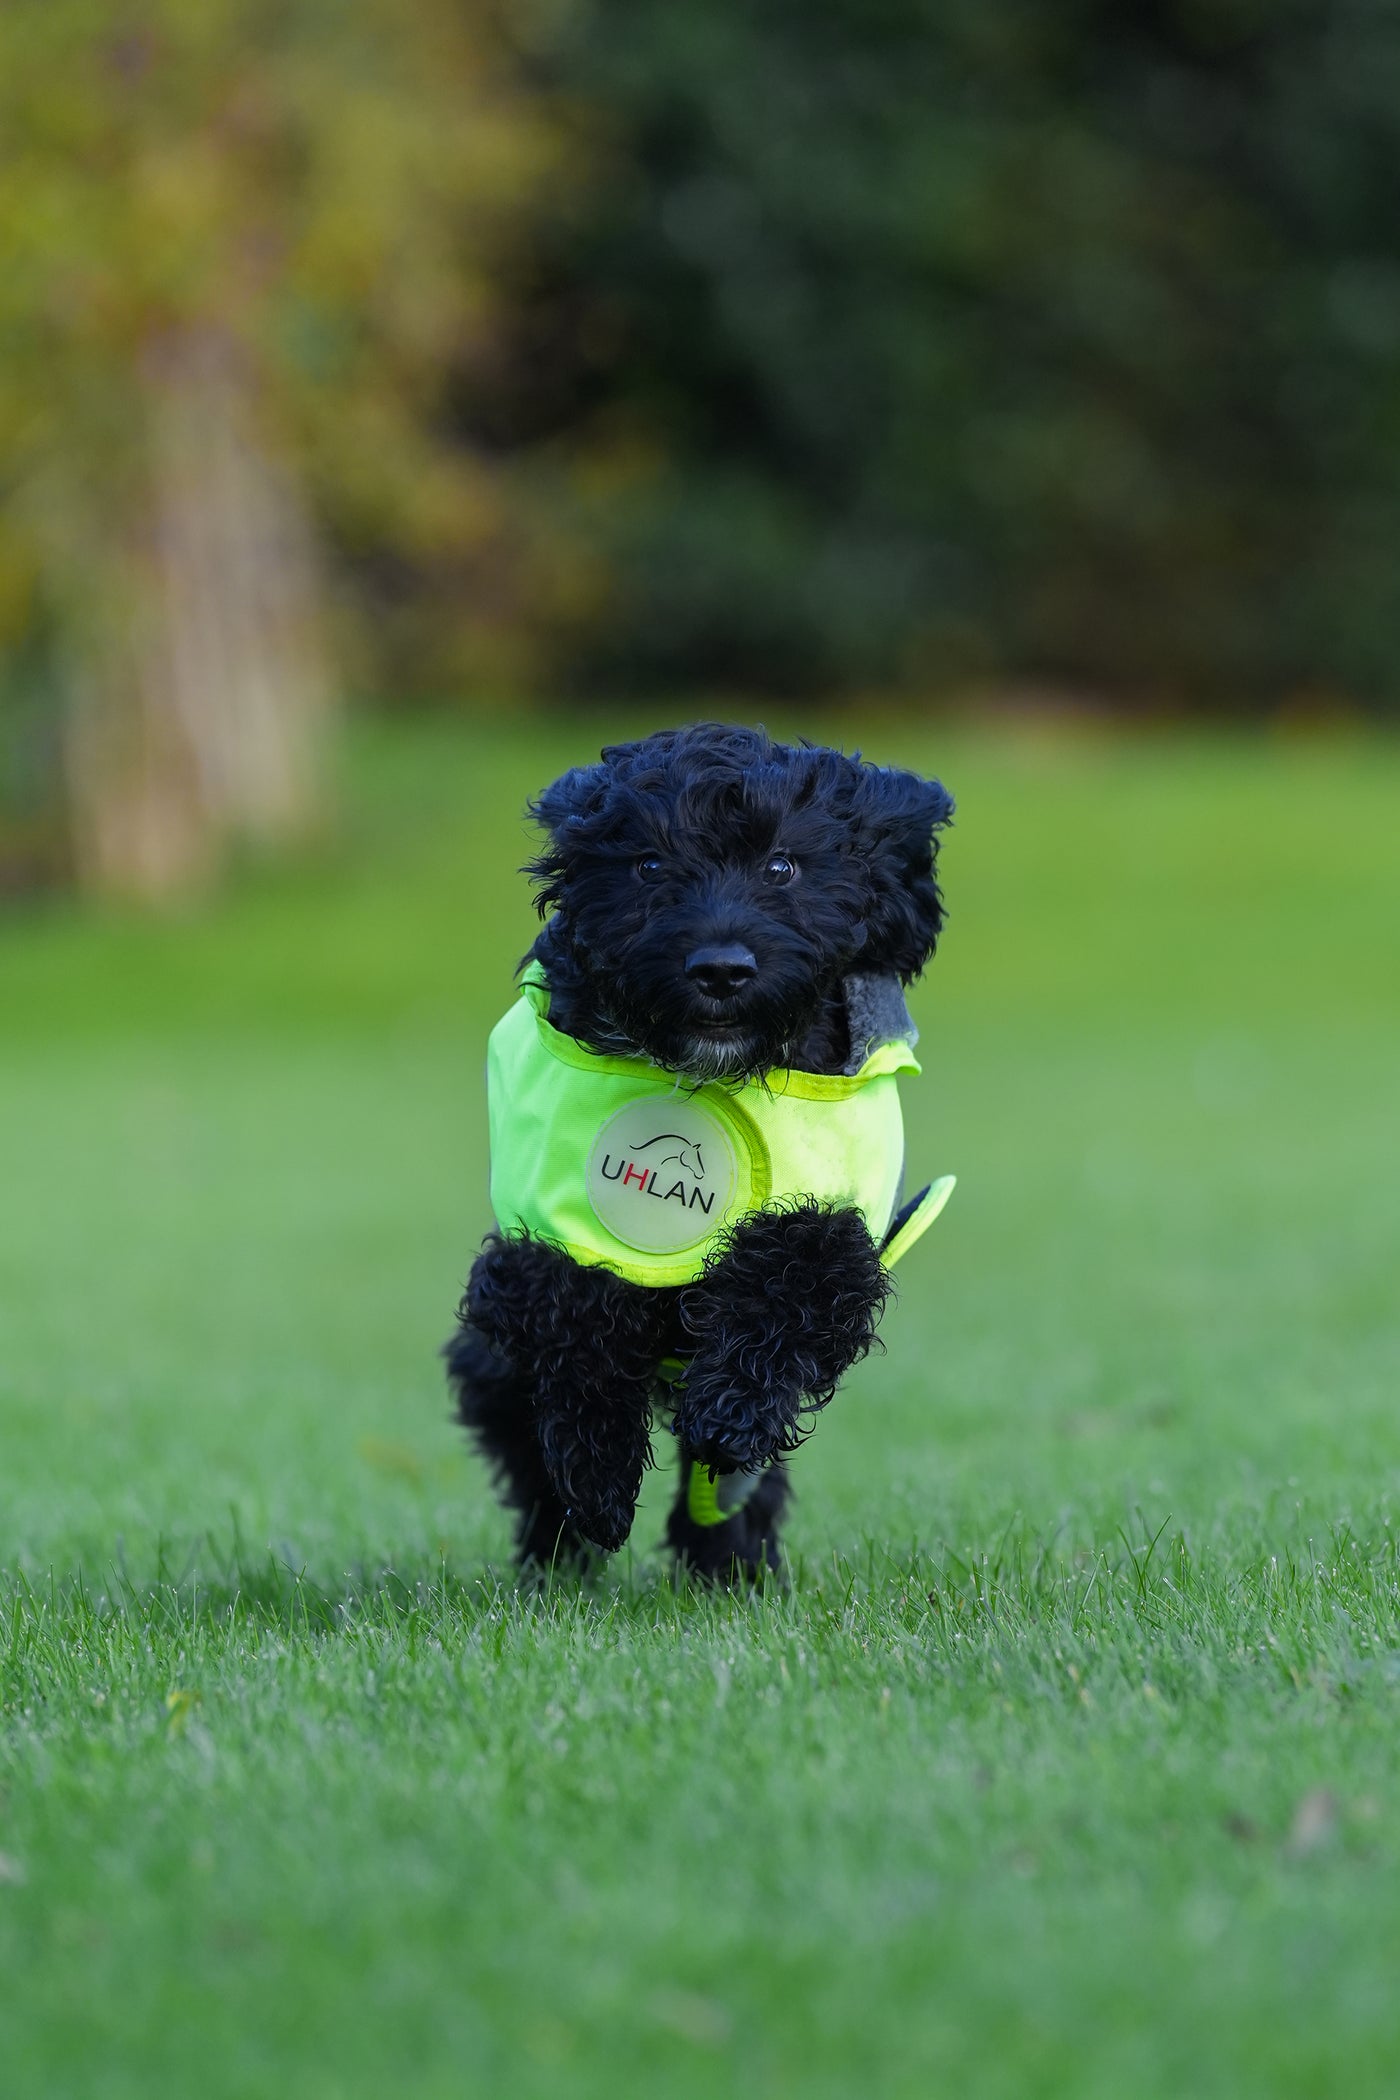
[636,855,666,884]
[763,852,797,886]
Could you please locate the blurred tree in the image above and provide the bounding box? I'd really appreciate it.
[0,0,555,897]
[492,0,1400,707]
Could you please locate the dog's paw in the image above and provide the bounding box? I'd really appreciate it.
[679,1435,747,1477]
[540,1456,642,1553]
[666,1458,792,1586]
[566,1499,635,1555]
[671,1385,800,1473]
[538,1425,647,1552]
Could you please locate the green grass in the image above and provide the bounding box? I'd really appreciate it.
[2,712,1398,2098]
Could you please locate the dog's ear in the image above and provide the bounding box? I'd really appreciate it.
[530,761,612,844]
[847,764,954,981]
[524,760,614,915]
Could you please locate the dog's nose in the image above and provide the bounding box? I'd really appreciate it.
[685,943,758,999]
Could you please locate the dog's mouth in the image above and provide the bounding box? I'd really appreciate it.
[677,1028,764,1080]
[674,995,791,1079]
[588,959,813,1081]
[688,1002,750,1033]
[683,997,762,1045]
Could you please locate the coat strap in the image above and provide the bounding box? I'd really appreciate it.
[881,1174,957,1269]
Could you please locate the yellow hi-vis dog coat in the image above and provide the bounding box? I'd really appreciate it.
[487,969,954,1289]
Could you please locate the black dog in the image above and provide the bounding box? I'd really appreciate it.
[446,724,953,1581]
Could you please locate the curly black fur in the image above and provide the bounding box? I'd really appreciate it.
[444,1322,589,1570]
[446,723,953,1583]
[451,1232,668,1553]
[673,1202,890,1470]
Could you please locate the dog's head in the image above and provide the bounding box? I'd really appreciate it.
[525,724,954,1080]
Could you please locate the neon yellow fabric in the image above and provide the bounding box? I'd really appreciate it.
[686,1463,729,1527]
[487,970,950,1289]
[882,1174,957,1269]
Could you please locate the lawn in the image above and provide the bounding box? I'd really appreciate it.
[2,712,1398,2099]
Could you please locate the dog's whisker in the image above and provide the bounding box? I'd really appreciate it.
[677,1032,762,1080]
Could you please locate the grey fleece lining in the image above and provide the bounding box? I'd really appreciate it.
[841,973,918,1073]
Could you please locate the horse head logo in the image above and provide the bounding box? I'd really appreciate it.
[633,1132,706,1181]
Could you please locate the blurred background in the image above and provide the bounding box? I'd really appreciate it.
[2,0,1399,899]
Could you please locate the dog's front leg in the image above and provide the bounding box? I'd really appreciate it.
[448,1232,666,1555]
[673,1202,890,1471]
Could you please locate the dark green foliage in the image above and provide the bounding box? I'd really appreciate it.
[501,0,1400,704]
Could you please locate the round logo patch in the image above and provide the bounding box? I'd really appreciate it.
[586,1096,741,1254]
